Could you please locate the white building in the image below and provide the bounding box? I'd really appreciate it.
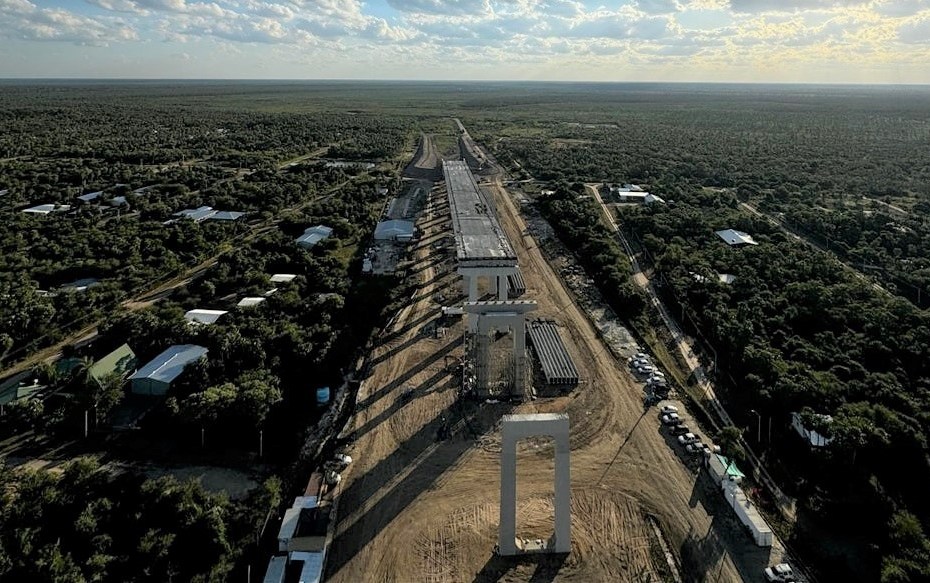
[23,204,71,215]
[184,309,228,325]
[270,273,297,283]
[174,206,246,223]
[715,229,758,246]
[237,297,266,308]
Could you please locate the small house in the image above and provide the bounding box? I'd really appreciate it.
[129,345,208,396]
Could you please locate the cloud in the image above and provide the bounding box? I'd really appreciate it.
[386,0,491,15]
[728,0,869,12]
[635,0,680,14]
[898,13,930,43]
[1,0,137,45]
[873,0,930,17]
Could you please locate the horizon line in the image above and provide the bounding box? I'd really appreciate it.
[0,77,929,88]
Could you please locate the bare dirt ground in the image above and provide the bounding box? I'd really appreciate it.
[327,167,788,581]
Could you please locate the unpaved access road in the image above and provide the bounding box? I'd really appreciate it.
[327,172,787,581]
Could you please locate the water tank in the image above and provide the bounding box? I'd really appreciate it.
[316,386,331,405]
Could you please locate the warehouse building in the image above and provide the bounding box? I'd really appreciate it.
[129,344,208,396]
[374,219,415,242]
[88,344,137,385]
[715,229,758,246]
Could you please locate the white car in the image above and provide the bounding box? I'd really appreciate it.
[764,563,795,582]
[660,405,679,415]
[631,352,648,360]
[650,371,666,379]
[630,358,650,368]
[661,413,681,425]
[635,365,655,375]
[647,376,668,386]
[678,433,699,445]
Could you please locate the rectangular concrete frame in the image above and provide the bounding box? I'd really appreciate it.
[499,413,570,555]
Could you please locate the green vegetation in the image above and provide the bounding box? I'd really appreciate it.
[0,457,280,583]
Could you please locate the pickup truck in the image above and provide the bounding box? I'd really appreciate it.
[661,413,681,425]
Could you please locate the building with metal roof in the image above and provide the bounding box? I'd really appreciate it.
[374,219,415,241]
[77,191,104,203]
[23,204,71,215]
[184,309,228,325]
[237,297,266,308]
[270,274,297,283]
[174,206,245,222]
[129,344,208,396]
[88,344,137,384]
[715,229,758,246]
[296,225,333,249]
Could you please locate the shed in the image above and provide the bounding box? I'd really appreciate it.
[184,309,228,325]
[374,219,415,241]
[715,229,758,246]
[61,278,99,292]
[296,225,333,249]
[77,191,104,203]
[644,193,665,204]
[237,297,266,308]
[175,206,216,222]
[88,344,137,384]
[270,274,297,283]
[23,204,71,215]
[129,344,208,396]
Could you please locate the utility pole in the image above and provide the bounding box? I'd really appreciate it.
[259,430,263,459]
[768,416,772,443]
[750,409,761,443]
[201,426,205,448]
[84,409,88,438]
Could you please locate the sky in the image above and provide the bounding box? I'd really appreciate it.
[0,0,929,82]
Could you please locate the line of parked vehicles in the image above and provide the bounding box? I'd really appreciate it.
[658,404,717,456]
[629,353,670,401]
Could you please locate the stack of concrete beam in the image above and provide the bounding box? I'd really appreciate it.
[507,271,526,298]
[526,320,579,387]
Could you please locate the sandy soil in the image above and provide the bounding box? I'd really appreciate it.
[327,174,784,582]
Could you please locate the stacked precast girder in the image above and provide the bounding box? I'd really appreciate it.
[527,320,579,387]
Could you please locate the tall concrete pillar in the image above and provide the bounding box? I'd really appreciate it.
[499,413,571,556]
[468,275,479,302]
[497,275,509,300]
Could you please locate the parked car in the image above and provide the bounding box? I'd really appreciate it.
[660,405,678,415]
[670,425,690,436]
[764,563,795,582]
[635,365,655,375]
[632,352,648,360]
[648,376,668,387]
[661,413,681,425]
[678,433,699,445]
[650,371,666,378]
[685,443,707,455]
[630,358,650,368]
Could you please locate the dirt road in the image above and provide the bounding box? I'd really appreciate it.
[327,169,784,580]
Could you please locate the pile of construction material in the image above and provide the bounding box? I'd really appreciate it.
[507,271,526,298]
[526,319,579,387]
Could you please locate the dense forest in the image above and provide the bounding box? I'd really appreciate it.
[0,457,281,583]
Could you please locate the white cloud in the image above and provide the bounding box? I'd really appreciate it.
[898,12,930,42]
[728,0,869,12]
[0,0,137,45]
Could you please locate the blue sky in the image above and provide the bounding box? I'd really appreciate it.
[1,0,929,82]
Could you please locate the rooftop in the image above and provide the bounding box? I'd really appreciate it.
[374,219,415,240]
[88,343,137,383]
[715,229,758,246]
[129,344,208,384]
[237,297,266,308]
[184,309,228,325]
[443,160,516,266]
[175,206,246,222]
[296,225,333,248]
[23,204,71,215]
[270,274,297,283]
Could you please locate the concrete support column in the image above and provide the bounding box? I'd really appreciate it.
[554,432,572,553]
[499,414,571,556]
[497,275,508,300]
[499,431,518,554]
[468,275,479,302]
